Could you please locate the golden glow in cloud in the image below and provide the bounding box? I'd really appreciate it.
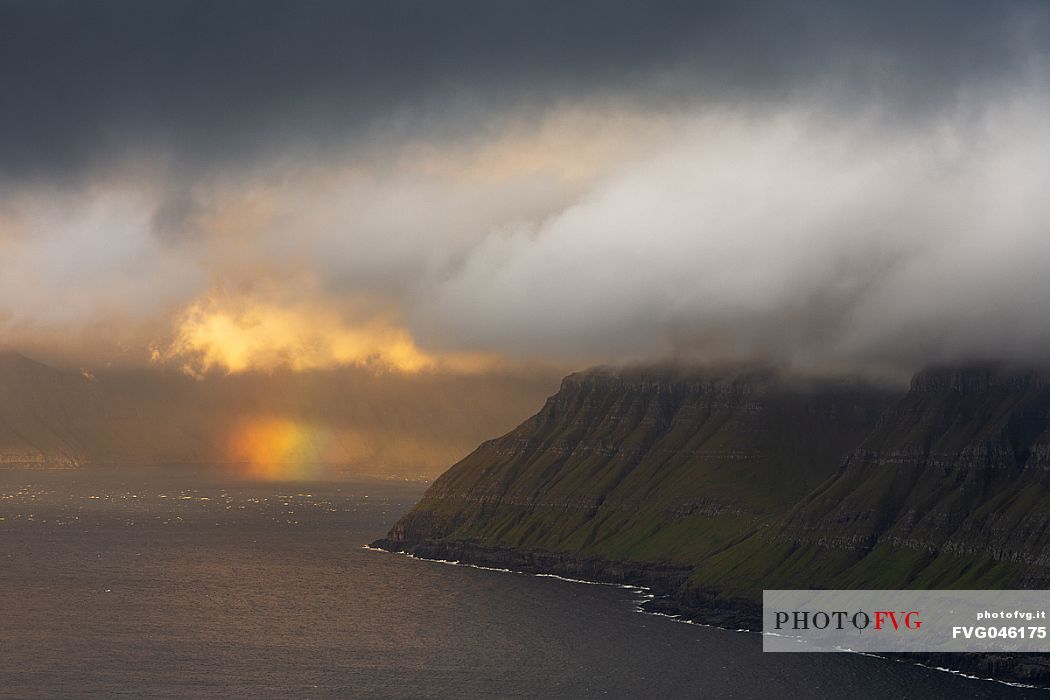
[155,295,491,375]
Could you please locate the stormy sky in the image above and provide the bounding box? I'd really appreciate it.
[2,0,1050,377]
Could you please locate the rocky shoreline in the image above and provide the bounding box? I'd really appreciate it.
[371,537,1050,689]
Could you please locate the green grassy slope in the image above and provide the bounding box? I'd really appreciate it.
[688,366,1050,596]
[389,364,1050,602]
[389,366,895,566]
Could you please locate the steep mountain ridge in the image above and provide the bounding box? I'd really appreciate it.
[385,366,896,565]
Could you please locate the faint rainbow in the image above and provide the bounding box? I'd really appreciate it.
[227,416,333,480]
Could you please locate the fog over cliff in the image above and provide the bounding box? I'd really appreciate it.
[2,1,1050,378]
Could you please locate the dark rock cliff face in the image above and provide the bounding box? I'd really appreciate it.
[376,364,1050,686]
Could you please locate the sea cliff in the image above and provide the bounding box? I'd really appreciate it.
[376,364,1050,686]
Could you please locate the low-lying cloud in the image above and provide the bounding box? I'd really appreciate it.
[416,102,1050,374]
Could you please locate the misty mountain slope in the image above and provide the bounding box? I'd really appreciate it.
[0,352,558,476]
[0,352,113,466]
[91,366,560,476]
[386,367,895,564]
[691,366,1050,594]
[0,352,236,468]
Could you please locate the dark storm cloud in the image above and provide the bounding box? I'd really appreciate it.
[0,0,1045,180]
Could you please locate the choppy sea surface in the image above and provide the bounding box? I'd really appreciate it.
[0,471,1044,699]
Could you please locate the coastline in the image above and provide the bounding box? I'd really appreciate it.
[369,537,1050,690]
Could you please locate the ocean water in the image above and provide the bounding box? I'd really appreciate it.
[0,472,1043,699]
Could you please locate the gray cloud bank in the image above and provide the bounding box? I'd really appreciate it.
[2,1,1050,377]
[414,107,1050,376]
[1,0,1045,179]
